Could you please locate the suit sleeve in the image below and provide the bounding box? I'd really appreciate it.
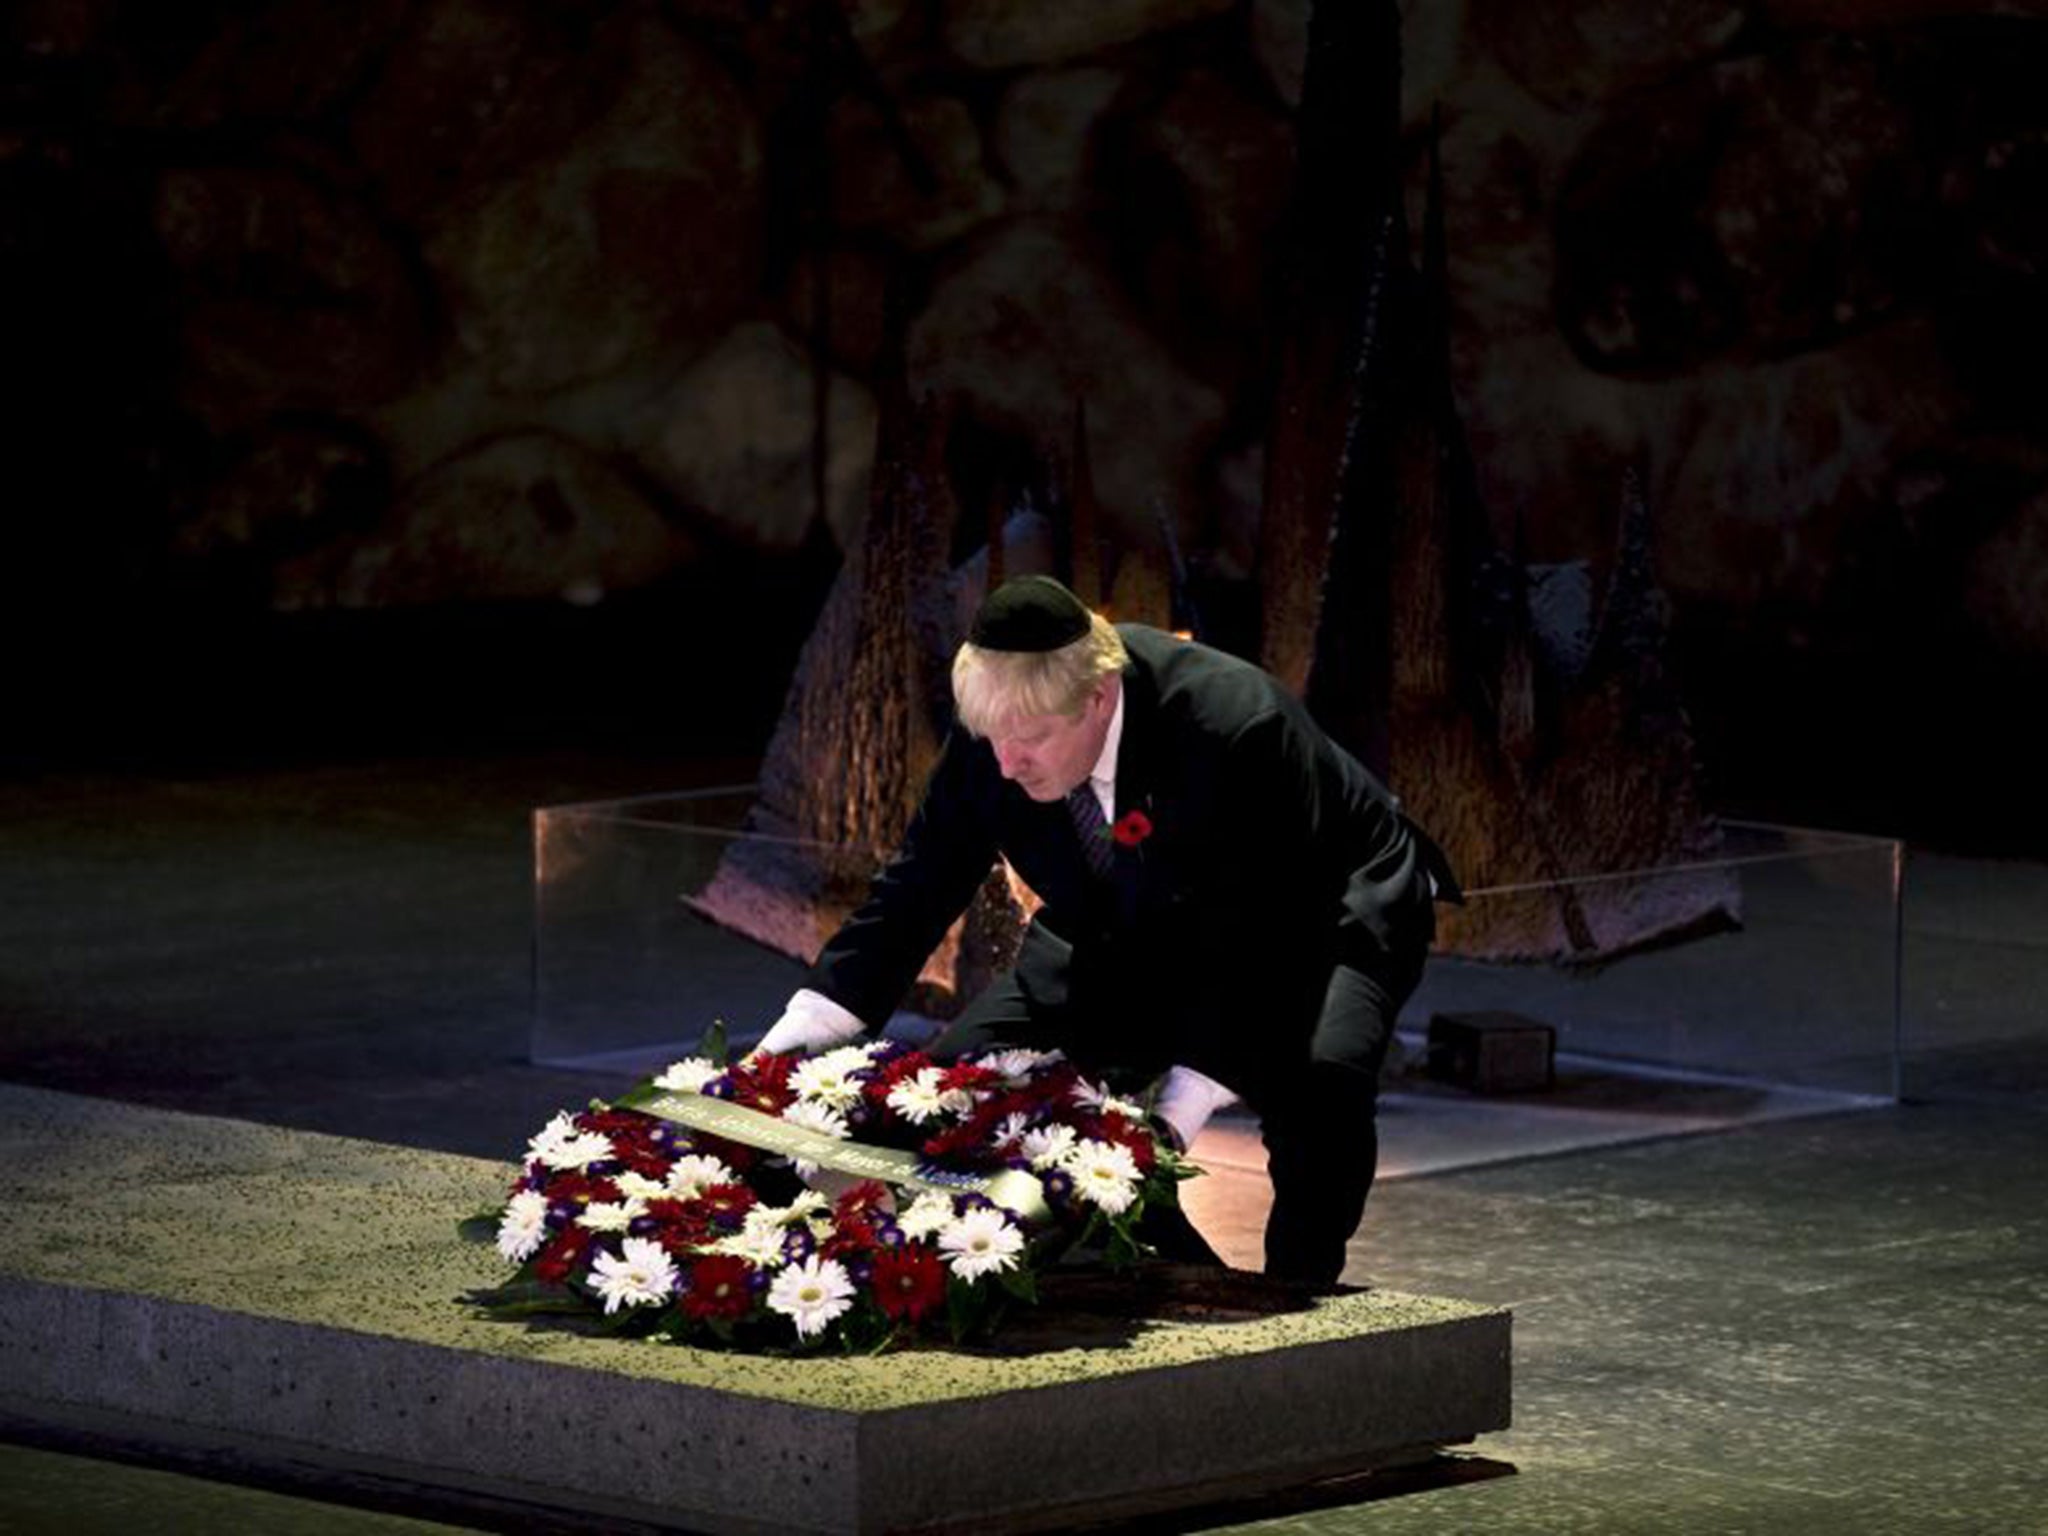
[800,727,1002,1031]
[1220,705,1432,1073]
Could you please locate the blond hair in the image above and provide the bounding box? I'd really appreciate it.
[951,610,1128,738]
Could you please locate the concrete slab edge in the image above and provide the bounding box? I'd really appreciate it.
[0,1275,856,1534]
[0,1272,1510,1534]
[856,1311,1514,1533]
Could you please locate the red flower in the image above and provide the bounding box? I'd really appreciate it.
[682,1255,757,1321]
[725,1053,796,1115]
[539,1172,620,1209]
[869,1243,948,1323]
[863,1050,935,1105]
[1111,809,1154,847]
[691,1182,757,1228]
[938,1063,1003,1095]
[824,1213,879,1259]
[835,1181,892,1220]
[1091,1112,1159,1174]
[533,1227,595,1285]
[692,1133,760,1173]
[641,1195,731,1249]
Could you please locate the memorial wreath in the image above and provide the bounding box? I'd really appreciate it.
[462,1027,1201,1352]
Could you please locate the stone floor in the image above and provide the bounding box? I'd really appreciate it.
[3,752,2046,1534]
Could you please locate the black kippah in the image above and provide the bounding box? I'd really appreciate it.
[968,575,1092,652]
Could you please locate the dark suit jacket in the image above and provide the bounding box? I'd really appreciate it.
[804,626,1457,1097]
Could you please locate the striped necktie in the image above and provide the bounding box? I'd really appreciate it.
[1065,784,1116,880]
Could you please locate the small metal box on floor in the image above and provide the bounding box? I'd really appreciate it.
[1427,1011,1557,1094]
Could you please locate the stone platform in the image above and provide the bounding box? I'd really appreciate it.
[0,1085,1511,1534]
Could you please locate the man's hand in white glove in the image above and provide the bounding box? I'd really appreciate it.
[753,988,867,1057]
[1151,1065,1239,1152]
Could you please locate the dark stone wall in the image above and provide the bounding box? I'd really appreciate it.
[4,0,2042,847]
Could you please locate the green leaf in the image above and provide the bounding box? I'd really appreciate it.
[998,1264,1039,1305]
[701,1017,731,1066]
[456,1211,502,1244]
[460,1279,590,1317]
[1104,1216,1147,1270]
[947,1275,991,1344]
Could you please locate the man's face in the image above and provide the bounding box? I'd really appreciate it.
[985,678,1117,802]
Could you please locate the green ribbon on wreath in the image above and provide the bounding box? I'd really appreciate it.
[616,1084,1050,1223]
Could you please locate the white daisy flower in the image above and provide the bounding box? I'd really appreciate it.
[717,1209,791,1268]
[812,1042,880,1075]
[779,1102,851,1180]
[790,1055,865,1111]
[938,1086,980,1116]
[990,1112,1034,1148]
[1064,1138,1142,1215]
[765,1254,857,1339]
[524,1112,589,1167]
[541,1130,615,1172]
[614,1171,669,1202]
[886,1066,947,1123]
[985,1048,1060,1083]
[781,1099,852,1139]
[1100,1095,1148,1123]
[1020,1124,1077,1169]
[495,1190,549,1263]
[652,1056,720,1092]
[939,1207,1025,1280]
[577,1200,639,1232]
[896,1189,958,1241]
[1069,1076,1115,1111]
[783,1189,830,1221]
[588,1236,678,1314]
[664,1154,736,1201]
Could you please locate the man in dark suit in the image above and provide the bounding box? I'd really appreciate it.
[757,575,1456,1285]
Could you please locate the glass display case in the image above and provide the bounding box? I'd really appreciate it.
[535,792,1903,1101]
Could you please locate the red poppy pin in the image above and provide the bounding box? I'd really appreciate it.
[1111,809,1154,847]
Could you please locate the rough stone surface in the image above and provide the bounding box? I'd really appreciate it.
[1762,0,2048,20]
[1252,0,1467,119]
[13,0,2048,849]
[172,416,392,582]
[154,164,426,423]
[942,0,1236,70]
[348,0,621,225]
[1959,481,2048,659]
[630,321,879,553]
[1127,67,1296,380]
[0,1084,1511,1535]
[1656,316,1967,617]
[1472,0,1748,111]
[419,11,762,393]
[153,0,412,129]
[993,66,1125,210]
[829,90,1005,252]
[1555,35,1931,375]
[909,219,1226,541]
[779,240,897,380]
[273,431,694,609]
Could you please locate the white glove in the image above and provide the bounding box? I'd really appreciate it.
[755,988,867,1056]
[1153,1065,1239,1151]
